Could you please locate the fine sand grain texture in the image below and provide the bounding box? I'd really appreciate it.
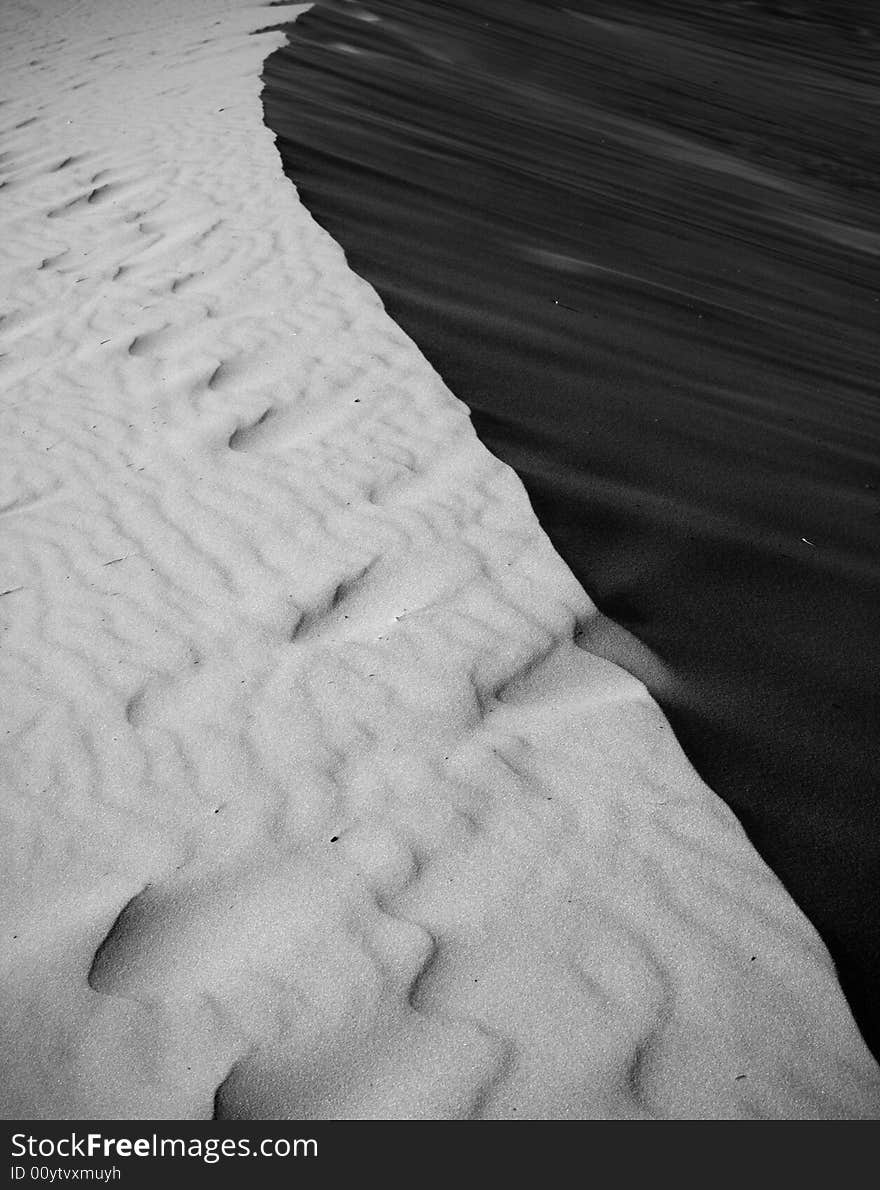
[0,0,878,1119]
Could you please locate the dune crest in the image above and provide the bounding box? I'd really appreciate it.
[0,0,877,1118]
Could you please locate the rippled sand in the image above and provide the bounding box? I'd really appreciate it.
[0,0,878,1118]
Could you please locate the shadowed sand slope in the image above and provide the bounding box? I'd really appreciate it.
[261,0,880,1057]
[0,0,878,1118]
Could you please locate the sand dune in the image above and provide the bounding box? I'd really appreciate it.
[0,0,877,1118]
[261,0,880,1058]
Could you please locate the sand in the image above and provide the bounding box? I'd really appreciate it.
[0,0,878,1119]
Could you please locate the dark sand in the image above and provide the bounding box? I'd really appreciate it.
[262,0,880,1055]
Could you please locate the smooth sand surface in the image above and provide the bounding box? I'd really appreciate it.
[0,0,878,1118]
[262,0,880,1056]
